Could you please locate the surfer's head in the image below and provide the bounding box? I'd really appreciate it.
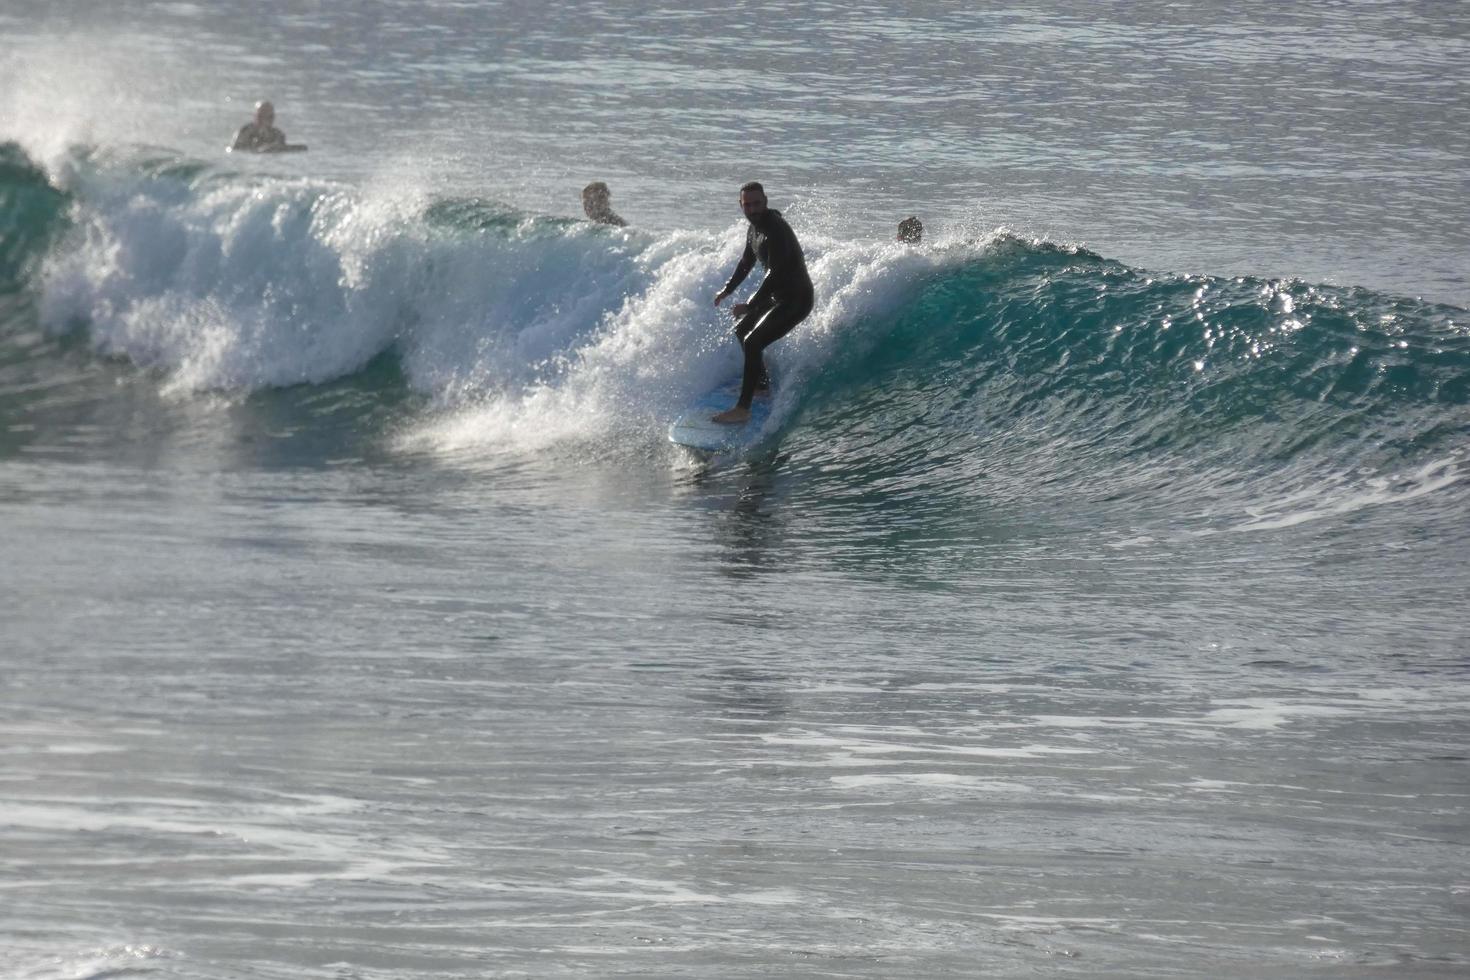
[897,216,923,244]
[739,181,768,224]
[254,101,275,126]
[582,181,611,216]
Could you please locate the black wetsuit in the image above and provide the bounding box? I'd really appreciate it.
[232,123,287,153]
[586,206,627,227]
[721,208,814,408]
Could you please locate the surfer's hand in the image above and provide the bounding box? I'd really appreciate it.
[731,302,749,318]
[713,289,729,307]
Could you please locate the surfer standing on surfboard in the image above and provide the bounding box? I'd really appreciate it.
[710,181,814,424]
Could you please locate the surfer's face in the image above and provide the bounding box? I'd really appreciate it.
[739,189,767,222]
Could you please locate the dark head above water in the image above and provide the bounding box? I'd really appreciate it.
[898,216,923,244]
[581,181,626,227]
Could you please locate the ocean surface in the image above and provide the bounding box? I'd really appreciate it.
[2,2,1469,977]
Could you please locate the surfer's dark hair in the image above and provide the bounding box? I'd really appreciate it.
[740,181,765,197]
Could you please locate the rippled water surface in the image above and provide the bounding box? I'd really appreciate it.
[2,2,1468,977]
[5,445,1468,977]
[3,0,1468,301]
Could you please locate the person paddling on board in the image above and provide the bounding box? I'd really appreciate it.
[710,181,814,424]
[231,101,289,153]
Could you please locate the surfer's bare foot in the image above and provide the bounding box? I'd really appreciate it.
[712,406,751,424]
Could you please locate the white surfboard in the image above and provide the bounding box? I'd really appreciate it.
[225,144,309,154]
[668,374,777,453]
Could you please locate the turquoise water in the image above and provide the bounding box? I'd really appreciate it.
[2,3,1469,978]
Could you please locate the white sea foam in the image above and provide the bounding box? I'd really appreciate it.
[39,164,416,394]
[0,33,204,167]
[760,730,1095,759]
[1201,698,1360,730]
[829,773,1034,792]
[0,795,442,886]
[403,227,962,455]
[31,150,982,458]
[1229,455,1464,532]
[10,943,174,980]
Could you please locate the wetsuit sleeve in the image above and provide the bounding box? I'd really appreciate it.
[723,238,756,294]
[747,218,804,313]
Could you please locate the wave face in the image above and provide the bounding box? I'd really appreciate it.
[0,142,70,293]
[2,142,1467,500]
[784,235,1468,524]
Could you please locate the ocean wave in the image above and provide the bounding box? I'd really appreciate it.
[1,142,1466,481]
